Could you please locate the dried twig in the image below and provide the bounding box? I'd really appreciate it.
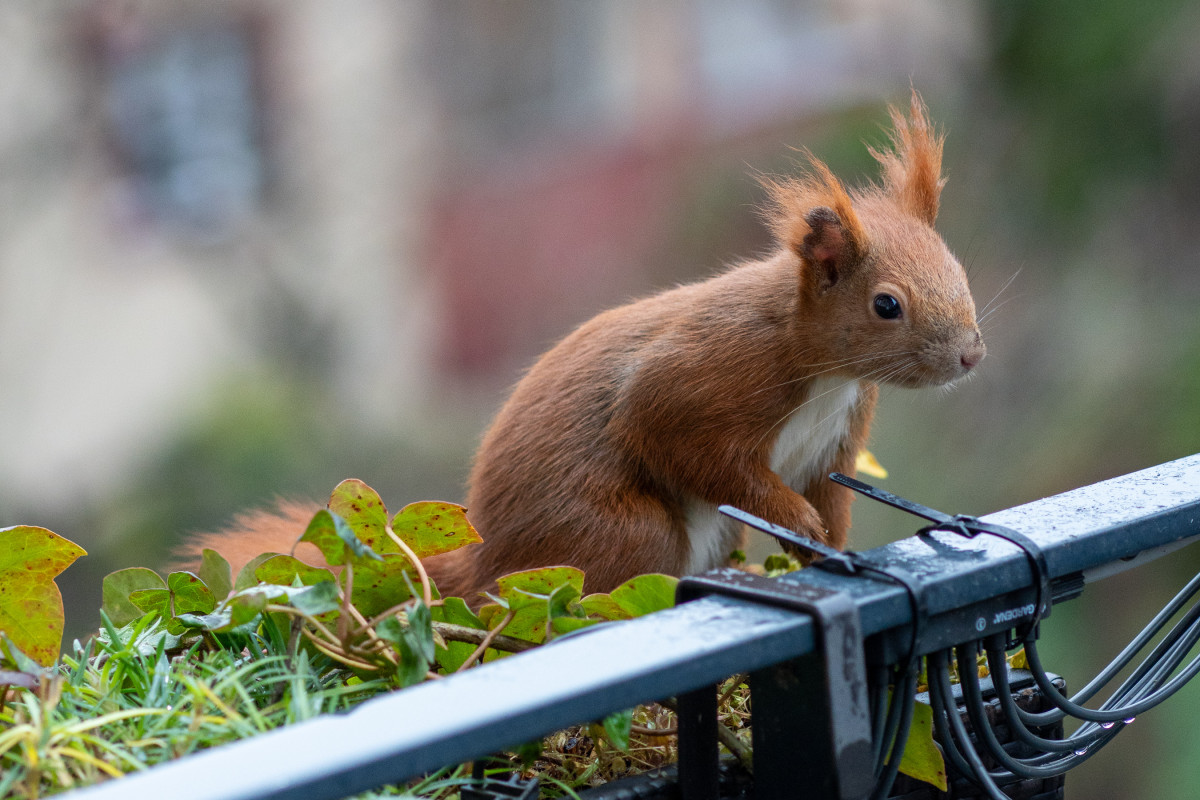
[456,610,516,672]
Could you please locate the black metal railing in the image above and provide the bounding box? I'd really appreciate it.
[65,454,1200,800]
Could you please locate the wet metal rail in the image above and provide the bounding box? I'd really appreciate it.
[66,454,1200,800]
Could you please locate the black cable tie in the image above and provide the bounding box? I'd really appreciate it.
[829,472,1053,630]
[717,505,858,574]
[718,504,927,662]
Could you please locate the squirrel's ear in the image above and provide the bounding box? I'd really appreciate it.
[801,206,859,293]
[761,155,866,280]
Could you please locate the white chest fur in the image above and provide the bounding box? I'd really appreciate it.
[768,376,861,490]
[683,377,861,575]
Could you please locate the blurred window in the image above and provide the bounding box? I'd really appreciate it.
[96,13,265,241]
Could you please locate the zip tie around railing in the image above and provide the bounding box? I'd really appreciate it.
[721,474,1200,799]
[717,504,926,800]
[827,473,1200,799]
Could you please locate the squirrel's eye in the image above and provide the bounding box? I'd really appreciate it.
[873,293,902,320]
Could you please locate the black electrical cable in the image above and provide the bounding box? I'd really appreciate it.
[955,642,1120,779]
[1014,570,1200,727]
[867,664,918,800]
[1022,611,1200,724]
[982,637,1111,754]
[927,649,1014,800]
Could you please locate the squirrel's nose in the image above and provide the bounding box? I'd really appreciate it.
[959,332,986,371]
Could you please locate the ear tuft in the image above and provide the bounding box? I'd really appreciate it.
[760,153,866,267]
[868,88,946,225]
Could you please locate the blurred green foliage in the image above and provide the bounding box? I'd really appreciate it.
[989,0,1187,227]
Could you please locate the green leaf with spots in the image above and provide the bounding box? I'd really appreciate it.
[496,566,585,604]
[578,574,676,623]
[580,593,628,621]
[493,567,585,645]
[328,479,393,554]
[347,554,416,619]
[299,508,381,566]
[0,526,86,666]
[390,502,482,559]
[235,552,282,590]
[102,567,167,627]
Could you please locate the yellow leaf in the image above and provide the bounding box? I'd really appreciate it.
[855,449,888,479]
[899,700,948,791]
[0,526,87,666]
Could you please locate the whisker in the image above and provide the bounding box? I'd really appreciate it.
[978,268,1022,320]
[978,293,1023,327]
[749,349,913,396]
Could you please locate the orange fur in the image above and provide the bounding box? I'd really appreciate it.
[185,91,984,608]
[180,500,324,578]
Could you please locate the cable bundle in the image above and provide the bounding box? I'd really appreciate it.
[830,474,1200,800]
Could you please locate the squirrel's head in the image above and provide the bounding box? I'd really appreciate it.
[764,90,984,388]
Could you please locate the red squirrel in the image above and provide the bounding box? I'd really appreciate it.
[189,91,983,602]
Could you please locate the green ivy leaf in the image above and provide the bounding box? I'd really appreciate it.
[493,567,585,645]
[496,567,585,603]
[102,567,167,627]
[129,588,171,618]
[127,572,217,635]
[580,593,628,621]
[175,612,231,631]
[390,501,482,560]
[299,509,381,566]
[289,581,342,618]
[550,616,599,635]
[199,549,234,601]
[328,479,393,554]
[224,590,269,629]
[234,552,282,591]
[435,596,485,630]
[376,603,435,688]
[168,571,217,616]
[0,526,86,666]
[255,555,335,588]
[431,597,486,672]
[348,555,419,619]
[609,574,677,617]
[900,700,948,791]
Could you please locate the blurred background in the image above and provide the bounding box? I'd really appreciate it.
[2,1,1199,796]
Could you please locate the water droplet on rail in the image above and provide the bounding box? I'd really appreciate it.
[1074,748,1088,756]
[1100,721,1115,729]
[1123,717,1136,724]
